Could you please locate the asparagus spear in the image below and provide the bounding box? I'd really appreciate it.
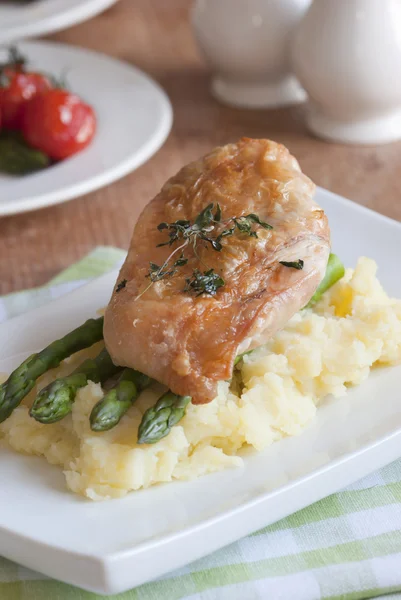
[90,368,152,432]
[0,317,104,423]
[30,348,119,424]
[137,391,191,444]
[305,253,345,308]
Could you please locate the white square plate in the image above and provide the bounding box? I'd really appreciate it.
[1,187,401,596]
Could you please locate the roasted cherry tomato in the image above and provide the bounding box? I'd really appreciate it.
[22,89,96,160]
[1,72,52,130]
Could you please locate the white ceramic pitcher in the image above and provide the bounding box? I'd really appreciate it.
[292,0,401,144]
[191,0,311,109]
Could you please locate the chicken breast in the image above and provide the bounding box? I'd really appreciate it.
[104,138,330,403]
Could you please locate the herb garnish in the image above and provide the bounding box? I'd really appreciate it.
[279,260,304,270]
[184,269,225,296]
[136,203,272,299]
[116,279,127,292]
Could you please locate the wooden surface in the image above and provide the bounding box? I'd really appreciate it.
[1,0,401,295]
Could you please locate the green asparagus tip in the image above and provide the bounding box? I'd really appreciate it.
[89,368,152,432]
[90,394,117,431]
[137,392,191,445]
[30,379,79,424]
[90,383,137,432]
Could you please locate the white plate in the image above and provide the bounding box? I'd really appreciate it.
[0,41,172,216]
[0,187,401,595]
[0,0,118,45]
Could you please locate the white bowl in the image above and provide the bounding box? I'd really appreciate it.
[192,0,310,108]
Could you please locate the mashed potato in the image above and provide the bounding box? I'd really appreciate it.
[1,257,400,501]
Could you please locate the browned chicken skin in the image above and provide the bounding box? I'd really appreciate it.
[104,139,330,403]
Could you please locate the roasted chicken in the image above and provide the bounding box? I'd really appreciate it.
[104,138,330,403]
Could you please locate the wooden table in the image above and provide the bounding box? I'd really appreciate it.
[1,0,401,295]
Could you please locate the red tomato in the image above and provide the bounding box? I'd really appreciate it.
[22,89,96,160]
[1,72,52,130]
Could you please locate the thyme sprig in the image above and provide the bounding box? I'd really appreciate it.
[156,203,272,254]
[184,269,225,296]
[279,260,304,270]
[136,203,272,299]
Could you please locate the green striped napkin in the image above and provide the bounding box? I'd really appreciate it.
[1,247,401,600]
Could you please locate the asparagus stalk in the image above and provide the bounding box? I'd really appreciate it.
[305,253,345,308]
[30,348,119,424]
[0,317,104,423]
[137,391,191,444]
[90,368,152,432]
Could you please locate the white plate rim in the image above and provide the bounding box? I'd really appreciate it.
[0,0,119,45]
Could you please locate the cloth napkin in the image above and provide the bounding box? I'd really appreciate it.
[1,247,401,600]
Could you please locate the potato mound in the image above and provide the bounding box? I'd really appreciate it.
[1,258,400,501]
